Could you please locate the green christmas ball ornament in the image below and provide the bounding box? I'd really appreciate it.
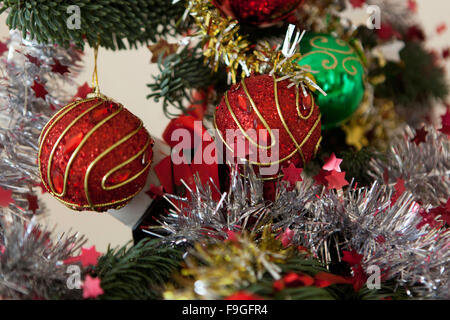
[297,33,366,129]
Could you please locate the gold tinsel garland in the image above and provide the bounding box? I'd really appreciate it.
[186,0,323,93]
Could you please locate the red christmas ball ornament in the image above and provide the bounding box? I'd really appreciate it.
[214,74,322,180]
[212,0,304,26]
[38,96,154,212]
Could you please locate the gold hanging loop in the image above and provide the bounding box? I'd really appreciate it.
[90,36,101,96]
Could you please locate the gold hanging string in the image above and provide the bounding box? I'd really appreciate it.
[91,39,100,95]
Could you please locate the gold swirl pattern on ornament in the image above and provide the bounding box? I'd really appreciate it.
[83,120,152,209]
[314,136,322,157]
[46,100,107,195]
[39,98,95,145]
[273,76,306,166]
[309,36,354,55]
[38,98,98,186]
[300,50,338,71]
[52,187,144,210]
[39,97,152,210]
[224,84,274,150]
[342,56,362,76]
[295,87,315,120]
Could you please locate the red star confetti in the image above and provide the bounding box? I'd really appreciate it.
[283,272,314,287]
[225,229,238,243]
[25,54,42,67]
[26,194,39,214]
[417,208,442,229]
[313,272,352,288]
[325,170,349,190]
[37,181,48,194]
[349,0,365,8]
[0,41,8,56]
[443,48,450,59]
[410,126,428,145]
[313,169,331,186]
[225,291,263,300]
[145,184,164,199]
[322,153,343,172]
[31,81,48,100]
[82,275,104,299]
[277,228,294,248]
[377,23,395,40]
[436,23,447,35]
[407,0,417,13]
[342,250,363,266]
[79,246,101,267]
[350,265,368,292]
[74,82,93,100]
[0,186,14,207]
[50,58,70,75]
[406,25,426,41]
[281,163,303,187]
[391,178,406,205]
[439,108,450,136]
[64,245,101,267]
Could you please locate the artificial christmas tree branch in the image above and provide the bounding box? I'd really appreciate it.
[0,0,187,50]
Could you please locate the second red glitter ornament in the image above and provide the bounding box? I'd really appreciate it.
[212,0,304,26]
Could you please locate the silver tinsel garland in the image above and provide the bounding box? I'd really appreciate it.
[0,30,82,219]
[150,127,449,299]
[0,31,86,299]
[369,126,449,206]
[147,164,271,244]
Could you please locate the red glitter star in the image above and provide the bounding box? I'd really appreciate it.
[277,227,294,248]
[436,23,447,35]
[82,275,104,299]
[324,170,348,190]
[31,81,48,100]
[342,250,363,266]
[391,178,406,205]
[79,246,101,267]
[64,245,101,267]
[407,0,417,12]
[26,194,39,214]
[410,126,428,145]
[439,108,450,136]
[322,152,343,172]
[0,41,8,56]
[25,54,42,67]
[313,169,331,186]
[74,82,93,100]
[0,186,14,207]
[349,0,365,8]
[281,163,303,187]
[50,58,70,75]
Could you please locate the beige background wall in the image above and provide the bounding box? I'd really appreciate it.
[0,0,449,252]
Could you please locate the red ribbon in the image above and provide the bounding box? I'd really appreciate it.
[154,90,220,200]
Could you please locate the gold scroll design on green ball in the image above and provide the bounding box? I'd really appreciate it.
[300,36,362,76]
[38,97,152,210]
[213,75,322,180]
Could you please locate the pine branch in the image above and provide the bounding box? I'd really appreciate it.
[147,44,216,117]
[94,239,182,300]
[340,148,382,187]
[0,0,187,50]
[374,41,449,106]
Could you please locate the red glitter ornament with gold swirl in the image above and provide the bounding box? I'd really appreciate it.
[38,94,154,212]
[212,0,304,26]
[214,74,322,180]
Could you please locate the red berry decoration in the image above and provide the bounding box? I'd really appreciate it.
[38,96,154,212]
[214,74,322,180]
[212,0,304,26]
